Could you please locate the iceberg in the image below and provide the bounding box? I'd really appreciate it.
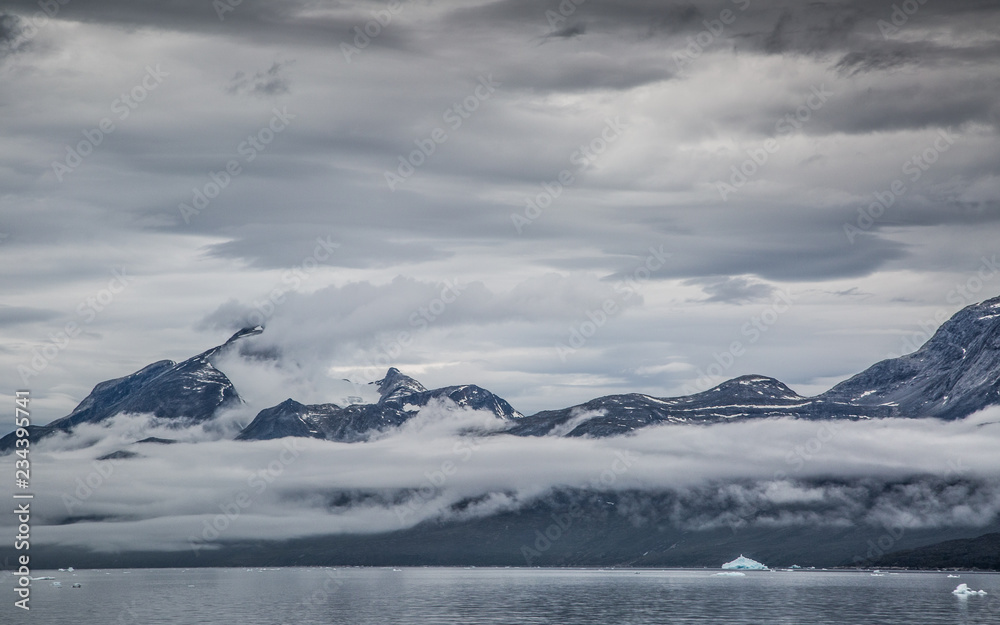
[722,555,768,570]
[952,584,988,596]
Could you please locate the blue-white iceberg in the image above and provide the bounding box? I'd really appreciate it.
[722,555,768,570]
[953,584,988,596]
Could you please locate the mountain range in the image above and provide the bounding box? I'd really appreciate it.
[4,295,1000,571]
[5,294,1000,452]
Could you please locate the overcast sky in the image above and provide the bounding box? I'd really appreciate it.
[2,0,1000,429]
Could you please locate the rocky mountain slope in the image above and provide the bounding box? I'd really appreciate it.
[0,326,260,452]
[4,296,1000,453]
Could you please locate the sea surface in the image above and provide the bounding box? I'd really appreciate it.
[8,567,1000,624]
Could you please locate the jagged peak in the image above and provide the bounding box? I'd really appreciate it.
[902,292,1000,358]
[225,325,264,344]
[375,367,427,403]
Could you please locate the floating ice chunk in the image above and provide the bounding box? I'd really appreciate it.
[31,576,55,580]
[67,567,74,572]
[72,583,82,588]
[953,584,988,596]
[714,572,747,577]
[722,555,768,570]
[947,574,961,578]
[52,582,62,587]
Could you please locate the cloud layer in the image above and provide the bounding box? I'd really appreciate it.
[2,403,999,553]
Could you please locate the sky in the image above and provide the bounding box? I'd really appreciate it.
[2,0,1000,431]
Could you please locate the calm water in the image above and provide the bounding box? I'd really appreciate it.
[8,567,1000,624]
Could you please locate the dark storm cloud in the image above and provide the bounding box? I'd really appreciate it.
[3,0,997,62]
[543,22,586,40]
[201,223,451,270]
[687,275,776,303]
[227,60,293,98]
[0,305,60,327]
[0,0,400,48]
[0,12,21,48]
[834,47,917,76]
[595,210,909,283]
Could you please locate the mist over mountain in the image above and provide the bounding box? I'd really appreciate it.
[2,296,1000,569]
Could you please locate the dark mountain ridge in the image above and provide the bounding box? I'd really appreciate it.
[0,326,261,452]
[4,295,1000,453]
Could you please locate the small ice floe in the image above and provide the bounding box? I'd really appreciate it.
[952,584,988,596]
[31,576,55,580]
[714,572,747,577]
[58,569,65,572]
[67,567,74,572]
[947,574,961,578]
[870,573,885,577]
[72,583,82,588]
[52,582,62,587]
[721,555,768,570]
